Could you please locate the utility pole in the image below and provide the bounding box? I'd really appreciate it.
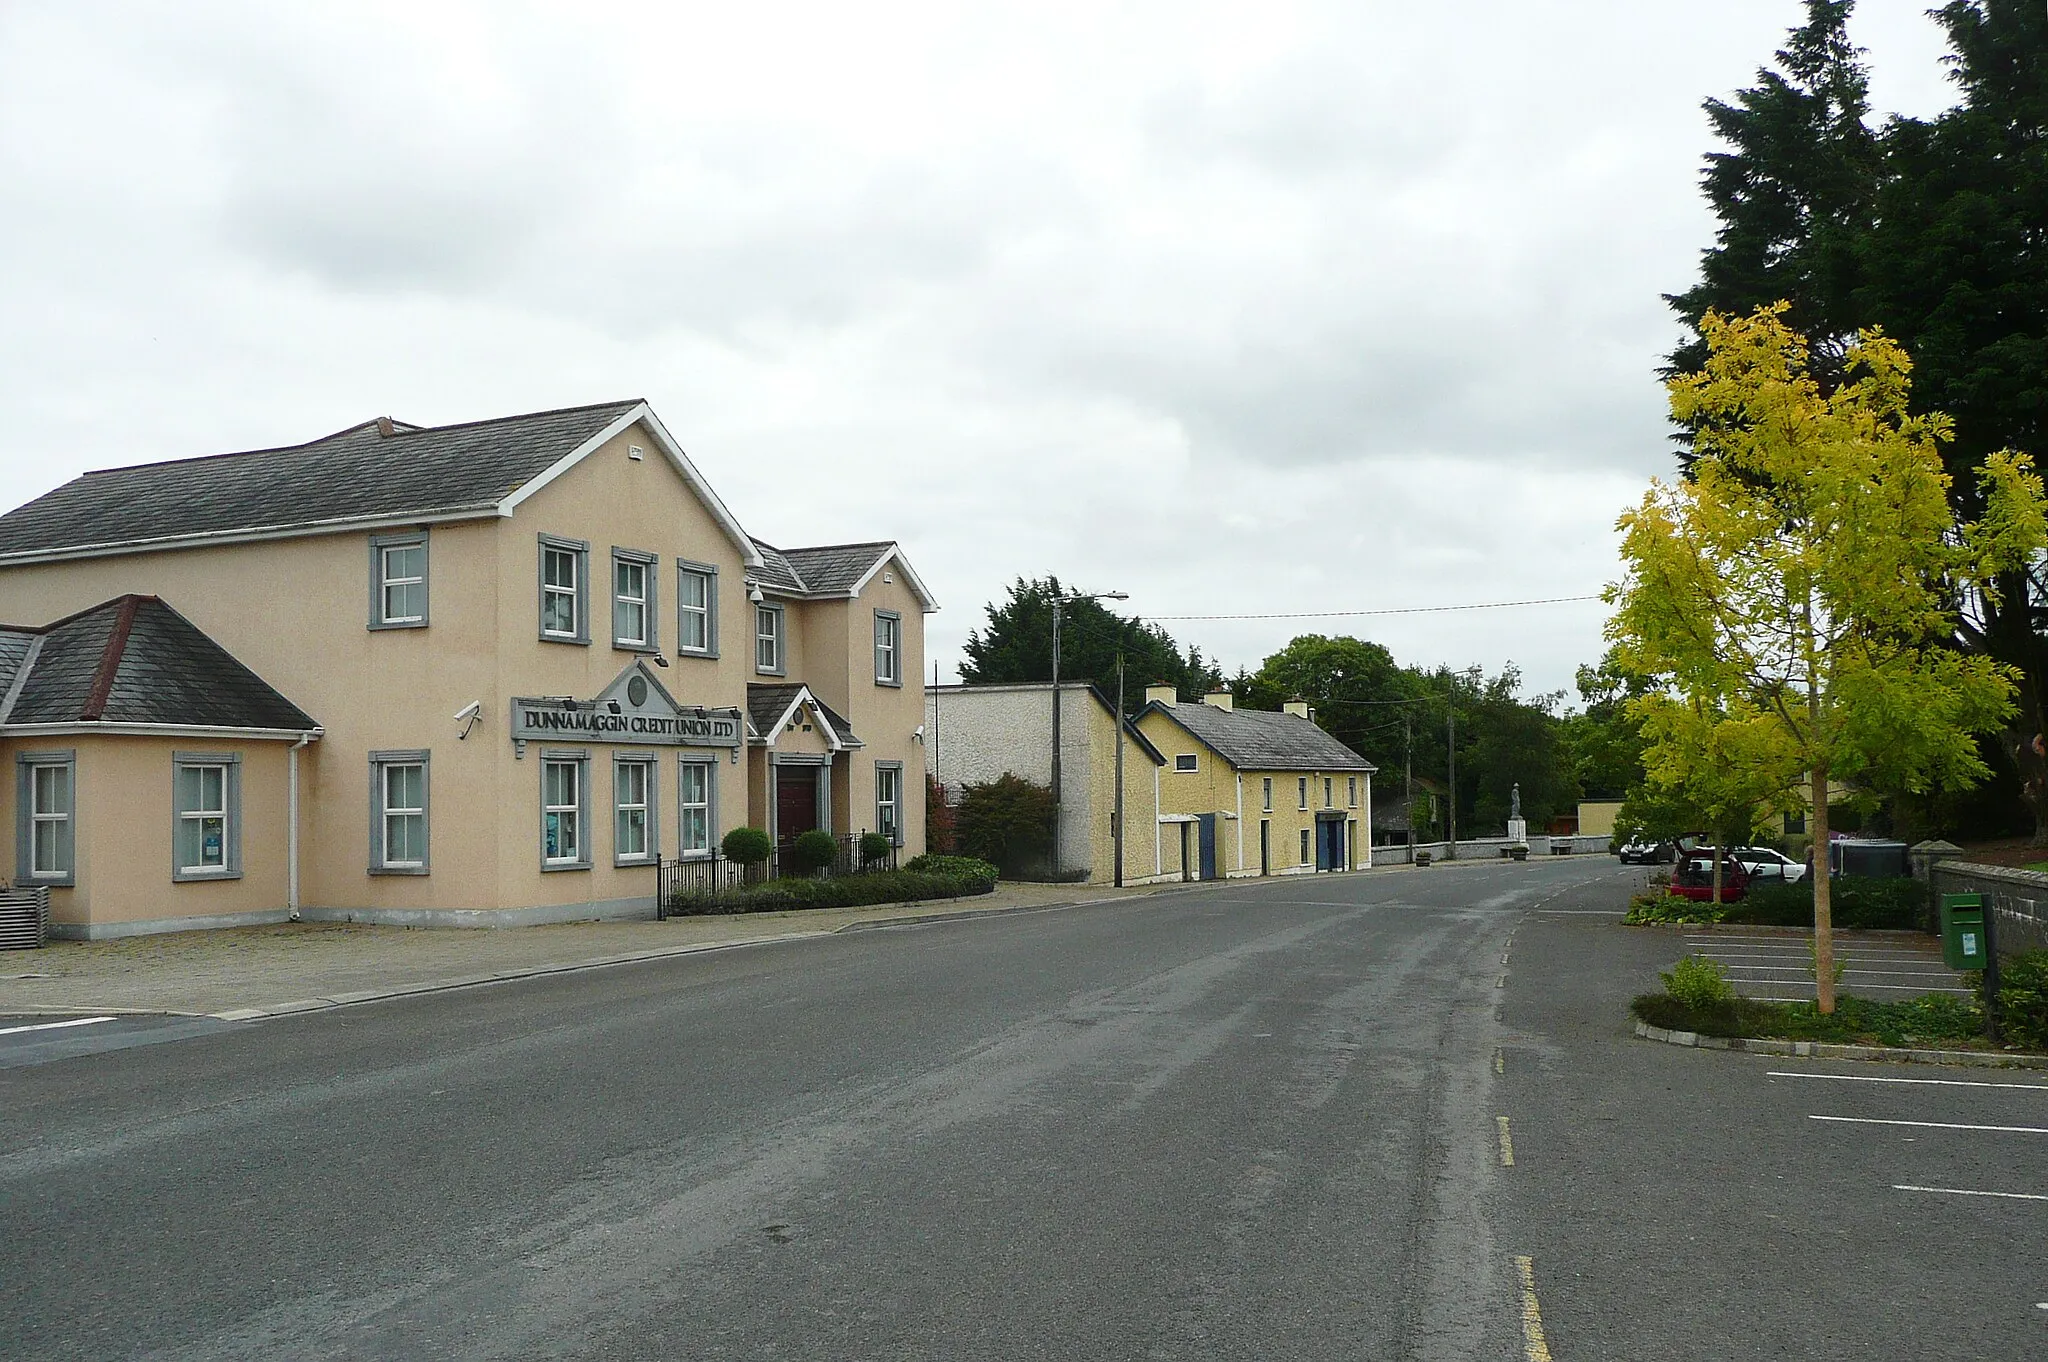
[1404,712,1413,845]
[931,659,942,839]
[1114,648,1126,888]
[1446,708,1457,861]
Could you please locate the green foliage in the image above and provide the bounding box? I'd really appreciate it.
[1661,955,1739,1011]
[925,772,956,853]
[788,829,838,875]
[1980,949,2048,1051]
[858,832,894,866]
[721,826,772,867]
[1561,656,1650,802]
[960,576,1221,709]
[1234,635,1421,775]
[1729,878,1928,931]
[665,867,996,917]
[953,773,1056,876]
[1631,991,1991,1047]
[904,853,1001,881]
[1623,894,1725,926]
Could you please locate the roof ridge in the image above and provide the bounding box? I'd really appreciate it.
[782,539,895,554]
[80,594,146,721]
[77,398,646,479]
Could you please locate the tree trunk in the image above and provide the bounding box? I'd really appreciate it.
[1812,766,1835,1014]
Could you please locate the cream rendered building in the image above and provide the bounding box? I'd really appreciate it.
[0,400,935,936]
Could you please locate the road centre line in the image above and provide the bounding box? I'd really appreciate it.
[1514,1256,1554,1362]
[1811,1115,2048,1134]
[1893,1184,2048,1202]
[0,1015,115,1038]
[1770,1071,2048,1092]
[1497,1116,1515,1166]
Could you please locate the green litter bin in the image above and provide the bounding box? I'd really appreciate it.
[1939,892,1988,970]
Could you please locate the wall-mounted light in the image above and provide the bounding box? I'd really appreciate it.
[746,579,765,603]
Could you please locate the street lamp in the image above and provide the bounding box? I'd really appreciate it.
[1051,588,1127,878]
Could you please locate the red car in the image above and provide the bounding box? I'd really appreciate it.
[1668,850,1750,902]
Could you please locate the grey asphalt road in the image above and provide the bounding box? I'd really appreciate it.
[4,859,2041,1360]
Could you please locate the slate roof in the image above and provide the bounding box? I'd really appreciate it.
[746,538,936,609]
[1147,701,1375,773]
[0,399,644,559]
[745,683,861,749]
[0,596,316,731]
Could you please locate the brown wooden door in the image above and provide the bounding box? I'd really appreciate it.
[776,767,818,842]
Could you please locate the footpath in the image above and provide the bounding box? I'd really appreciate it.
[0,880,1200,1021]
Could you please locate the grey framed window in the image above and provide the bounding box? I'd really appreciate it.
[678,758,716,857]
[173,752,241,881]
[1324,777,1334,808]
[614,754,658,865]
[755,603,785,675]
[1297,777,1308,810]
[874,610,902,686]
[875,762,903,845]
[369,751,429,874]
[368,532,428,630]
[612,548,657,651]
[15,751,75,886]
[1299,828,1311,863]
[541,751,592,869]
[538,535,590,643]
[1348,776,1358,808]
[677,561,719,657]
[1262,777,1273,812]
[1174,753,1198,773]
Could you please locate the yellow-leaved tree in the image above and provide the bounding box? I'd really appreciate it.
[1608,306,2048,1012]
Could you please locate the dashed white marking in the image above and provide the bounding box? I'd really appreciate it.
[1893,1184,2048,1202]
[0,1015,115,1038]
[1770,1072,2048,1092]
[1811,1115,2048,1135]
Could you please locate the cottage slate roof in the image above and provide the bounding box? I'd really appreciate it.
[1147,701,1375,774]
[0,399,644,559]
[745,683,861,749]
[0,596,316,731]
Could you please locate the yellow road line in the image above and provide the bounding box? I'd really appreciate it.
[1515,1255,1554,1362]
[1497,1115,1515,1166]
[1494,1047,1505,1075]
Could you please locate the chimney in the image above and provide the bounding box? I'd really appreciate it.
[1145,683,1177,706]
[375,416,396,438]
[1204,690,1233,711]
[1283,698,1313,721]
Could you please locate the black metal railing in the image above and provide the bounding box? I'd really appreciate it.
[656,833,901,918]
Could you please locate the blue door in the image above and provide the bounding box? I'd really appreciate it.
[1197,814,1218,881]
[1316,816,1345,871]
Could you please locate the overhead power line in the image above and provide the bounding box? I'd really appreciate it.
[1145,595,1603,622]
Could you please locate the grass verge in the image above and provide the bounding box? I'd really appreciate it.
[1630,990,1995,1049]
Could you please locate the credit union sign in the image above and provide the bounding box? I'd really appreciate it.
[511,662,742,752]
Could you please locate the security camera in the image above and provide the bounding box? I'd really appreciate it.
[913,724,925,743]
[453,701,482,723]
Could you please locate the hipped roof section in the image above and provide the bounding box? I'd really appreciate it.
[749,538,940,612]
[0,595,316,732]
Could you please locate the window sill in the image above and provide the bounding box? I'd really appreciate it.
[875,677,903,688]
[675,648,718,661]
[370,865,430,876]
[614,856,659,869]
[541,861,592,873]
[539,634,590,647]
[173,870,243,884]
[612,642,659,655]
[21,874,74,888]
[368,619,428,632]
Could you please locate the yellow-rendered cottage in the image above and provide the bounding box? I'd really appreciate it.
[1135,687,1374,879]
[0,400,936,937]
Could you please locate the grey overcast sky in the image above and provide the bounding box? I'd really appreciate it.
[0,2,1959,701]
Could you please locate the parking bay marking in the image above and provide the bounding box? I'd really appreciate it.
[1770,1071,2048,1093]
[1894,1184,2048,1202]
[1810,1115,2048,1135]
[0,1015,114,1038]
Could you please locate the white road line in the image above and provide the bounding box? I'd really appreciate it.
[0,1015,115,1038]
[1811,1115,2048,1134]
[1770,1071,2048,1092]
[1894,1184,2048,1202]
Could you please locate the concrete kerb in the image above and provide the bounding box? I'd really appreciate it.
[1633,1020,2048,1070]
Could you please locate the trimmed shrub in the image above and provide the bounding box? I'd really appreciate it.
[1623,893,1724,925]
[664,867,995,917]
[904,853,1000,886]
[954,773,1054,876]
[1726,877,1927,931]
[790,829,838,875]
[722,826,772,868]
[1981,949,2048,1051]
[1661,955,1737,1011]
[859,832,894,867]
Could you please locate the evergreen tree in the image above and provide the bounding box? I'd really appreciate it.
[958,577,1222,708]
[1666,0,1879,394]
[1860,1,2048,836]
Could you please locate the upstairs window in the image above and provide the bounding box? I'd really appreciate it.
[1348,776,1358,808]
[1297,777,1308,810]
[370,533,428,629]
[1325,777,1334,808]
[1174,753,1198,773]
[613,549,656,651]
[1262,777,1273,812]
[539,536,589,643]
[755,603,785,675]
[874,610,902,686]
[677,562,717,656]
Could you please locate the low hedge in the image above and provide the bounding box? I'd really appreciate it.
[1631,990,1989,1048]
[1622,878,1928,931]
[1979,949,2048,1051]
[902,853,1001,882]
[666,866,996,917]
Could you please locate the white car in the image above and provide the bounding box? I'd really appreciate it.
[1731,846,1806,884]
